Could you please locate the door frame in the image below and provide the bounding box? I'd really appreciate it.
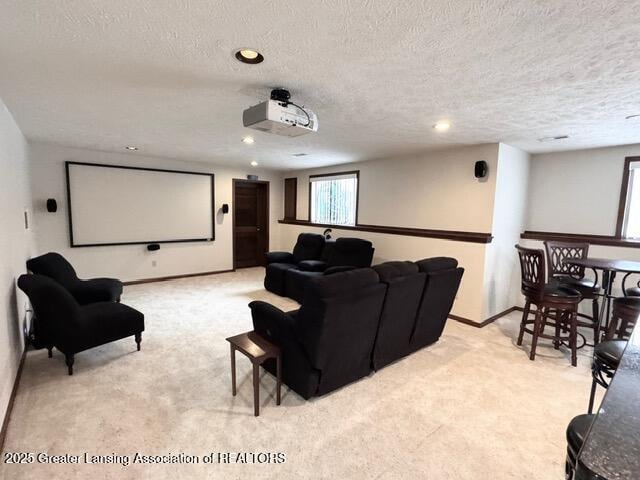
[232,178,270,269]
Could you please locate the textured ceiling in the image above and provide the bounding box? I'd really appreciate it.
[1,0,640,170]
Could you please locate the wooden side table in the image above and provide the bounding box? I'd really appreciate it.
[226,330,281,416]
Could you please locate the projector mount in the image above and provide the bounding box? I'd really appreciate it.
[270,88,311,127]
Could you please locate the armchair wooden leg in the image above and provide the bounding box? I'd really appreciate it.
[47,346,53,358]
[65,354,74,375]
[135,332,142,351]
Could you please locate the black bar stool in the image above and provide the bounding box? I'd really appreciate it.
[587,296,640,413]
[544,241,599,344]
[515,245,582,366]
[565,413,595,480]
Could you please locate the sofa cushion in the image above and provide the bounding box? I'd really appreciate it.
[416,257,458,273]
[373,261,418,282]
[327,238,374,268]
[292,233,325,263]
[264,263,298,296]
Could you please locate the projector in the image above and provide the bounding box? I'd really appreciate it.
[242,89,318,137]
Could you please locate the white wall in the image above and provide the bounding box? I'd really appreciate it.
[522,144,640,300]
[28,142,284,283]
[0,99,35,426]
[527,144,640,235]
[483,144,530,317]
[291,144,499,232]
[282,144,501,322]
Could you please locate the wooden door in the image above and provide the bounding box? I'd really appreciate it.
[233,180,269,268]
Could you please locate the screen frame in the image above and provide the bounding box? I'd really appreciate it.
[65,161,215,247]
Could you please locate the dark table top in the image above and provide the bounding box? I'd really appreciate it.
[575,322,640,479]
[565,257,640,274]
[226,330,280,362]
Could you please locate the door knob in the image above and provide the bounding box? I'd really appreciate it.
[256,227,261,231]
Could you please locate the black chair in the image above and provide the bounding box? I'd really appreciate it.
[18,274,144,375]
[264,233,325,296]
[284,238,375,303]
[250,268,387,399]
[566,413,595,480]
[515,245,582,366]
[371,261,426,370]
[587,296,640,413]
[26,252,123,305]
[544,241,599,343]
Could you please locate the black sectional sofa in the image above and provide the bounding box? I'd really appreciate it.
[264,233,375,302]
[251,257,464,399]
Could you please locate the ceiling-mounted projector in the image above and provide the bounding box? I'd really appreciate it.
[242,89,318,137]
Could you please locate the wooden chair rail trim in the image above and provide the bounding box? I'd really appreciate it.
[521,230,640,249]
[278,219,493,244]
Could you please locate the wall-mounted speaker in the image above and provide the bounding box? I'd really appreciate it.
[147,244,160,251]
[474,160,488,179]
[247,174,259,181]
[221,204,229,214]
[46,198,57,213]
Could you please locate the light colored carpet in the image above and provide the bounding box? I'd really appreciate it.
[1,268,599,480]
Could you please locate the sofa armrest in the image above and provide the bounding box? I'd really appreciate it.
[298,260,328,272]
[249,301,297,340]
[265,251,295,265]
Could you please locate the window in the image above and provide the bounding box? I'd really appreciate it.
[309,171,359,226]
[617,157,640,239]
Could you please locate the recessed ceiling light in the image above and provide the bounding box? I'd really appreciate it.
[538,135,569,142]
[433,121,451,132]
[125,146,138,151]
[626,114,640,120]
[250,161,258,167]
[235,49,264,65]
[242,136,255,144]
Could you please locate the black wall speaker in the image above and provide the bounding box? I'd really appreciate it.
[221,204,229,214]
[247,174,259,181]
[474,160,488,179]
[46,198,57,213]
[147,244,160,251]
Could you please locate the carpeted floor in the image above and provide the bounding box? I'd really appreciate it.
[1,268,598,479]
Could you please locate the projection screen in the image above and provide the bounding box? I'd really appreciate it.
[66,162,215,247]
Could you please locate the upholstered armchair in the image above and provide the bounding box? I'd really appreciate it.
[18,274,144,375]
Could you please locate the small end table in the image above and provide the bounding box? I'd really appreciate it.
[226,331,281,416]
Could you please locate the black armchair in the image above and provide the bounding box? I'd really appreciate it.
[251,268,387,399]
[264,233,325,295]
[26,252,123,305]
[18,274,144,375]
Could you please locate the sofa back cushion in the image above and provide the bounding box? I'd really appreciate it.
[412,258,464,348]
[327,237,374,268]
[26,252,79,287]
[292,233,325,263]
[371,262,427,369]
[295,268,386,395]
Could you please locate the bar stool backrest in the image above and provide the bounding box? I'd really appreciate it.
[515,245,546,297]
[543,241,589,281]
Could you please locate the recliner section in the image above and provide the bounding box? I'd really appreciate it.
[252,257,463,399]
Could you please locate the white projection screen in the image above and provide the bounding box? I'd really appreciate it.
[66,162,214,247]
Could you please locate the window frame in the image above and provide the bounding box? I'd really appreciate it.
[307,170,360,227]
[616,156,640,239]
